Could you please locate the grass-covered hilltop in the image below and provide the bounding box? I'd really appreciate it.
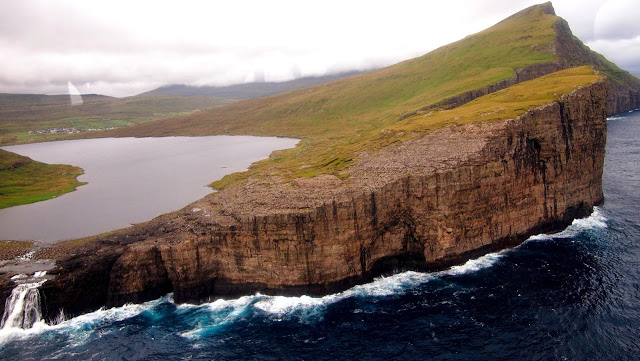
[3,1,634,319]
[1,2,638,211]
[103,2,638,188]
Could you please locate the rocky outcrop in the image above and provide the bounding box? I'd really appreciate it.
[31,79,607,321]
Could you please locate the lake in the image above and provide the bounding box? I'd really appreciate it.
[1,112,640,360]
[0,136,298,243]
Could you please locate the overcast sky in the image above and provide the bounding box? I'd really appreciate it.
[1,0,638,97]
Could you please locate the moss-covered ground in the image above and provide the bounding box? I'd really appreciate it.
[0,149,85,209]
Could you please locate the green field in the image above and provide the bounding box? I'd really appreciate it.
[0,149,85,209]
[103,4,610,189]
[1,3,635,210]
[0,94,233,146]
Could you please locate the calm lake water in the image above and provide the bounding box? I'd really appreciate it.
[1,112,640,360]
[0,136,298,243]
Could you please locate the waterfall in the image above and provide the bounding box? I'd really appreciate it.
[1,273,47,329]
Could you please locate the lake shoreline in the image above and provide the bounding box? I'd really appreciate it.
[0,136,299,243]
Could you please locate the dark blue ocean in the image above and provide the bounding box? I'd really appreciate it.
[1,111,639,360]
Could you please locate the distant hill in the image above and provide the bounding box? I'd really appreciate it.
[0,94,232,145]
[140,71,367,99]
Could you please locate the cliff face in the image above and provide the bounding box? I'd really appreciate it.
[2,2,621,321]
[35,80,607,320]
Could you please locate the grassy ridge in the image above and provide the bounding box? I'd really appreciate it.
[110,5,558,139]
[0,94,233,146]
[0,149,86,209]
[142,71,365,98]
[105,4,564,186]
[211,66,601,188]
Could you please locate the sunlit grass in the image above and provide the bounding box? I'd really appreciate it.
[0,149,86,209]
[211,66,601,188]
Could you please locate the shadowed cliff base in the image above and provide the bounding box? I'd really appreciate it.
[31,72,607,320]
[0,3,628,320]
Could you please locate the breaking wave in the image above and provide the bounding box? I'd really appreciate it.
[526,206,607,242]
[0,208,608,346]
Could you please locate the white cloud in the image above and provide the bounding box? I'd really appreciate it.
[587,36,640,73]
[0,0,638,97]
[594,0,640,40]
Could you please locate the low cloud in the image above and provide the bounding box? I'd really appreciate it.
[0,0,638,97]
[587,37,640,74]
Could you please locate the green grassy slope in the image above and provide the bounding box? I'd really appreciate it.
[0,149,85,209]
[0,94,233,146]
[105,3,581,184]
[110,4,559,141]
[210,66,601,188]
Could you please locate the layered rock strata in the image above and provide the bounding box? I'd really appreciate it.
[31,79,607,321]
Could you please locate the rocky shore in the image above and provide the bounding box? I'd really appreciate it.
[2,2,634,324]
[6,79,607,322]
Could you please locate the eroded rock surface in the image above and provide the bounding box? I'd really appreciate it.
[25,79,608,321]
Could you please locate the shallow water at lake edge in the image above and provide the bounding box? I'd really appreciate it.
[0,136,298,242]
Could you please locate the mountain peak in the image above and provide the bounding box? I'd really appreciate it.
[501,2,556,23]
[540,2,556,16]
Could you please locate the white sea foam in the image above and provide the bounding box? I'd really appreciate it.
[445,252,505,276]
[178,295,256,339]
[252,271,436,318]
[179,271,441,338]
[0,294,169,345]
[527,206,607,242]
[1,208,607,344]
[254,294,325,315]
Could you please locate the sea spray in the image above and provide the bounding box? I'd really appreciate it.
[527,207,608,242]
[0,208,609,345]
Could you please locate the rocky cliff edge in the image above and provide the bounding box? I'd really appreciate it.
[27,78,608,321]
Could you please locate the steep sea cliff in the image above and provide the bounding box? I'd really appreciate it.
[2,2,638,325]
[18,78,608,321]
[4,110,640,360]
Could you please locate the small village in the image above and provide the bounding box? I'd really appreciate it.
[28,127,80,134]
[28,127,118,134]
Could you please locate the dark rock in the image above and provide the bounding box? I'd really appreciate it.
[34,80,608,320]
